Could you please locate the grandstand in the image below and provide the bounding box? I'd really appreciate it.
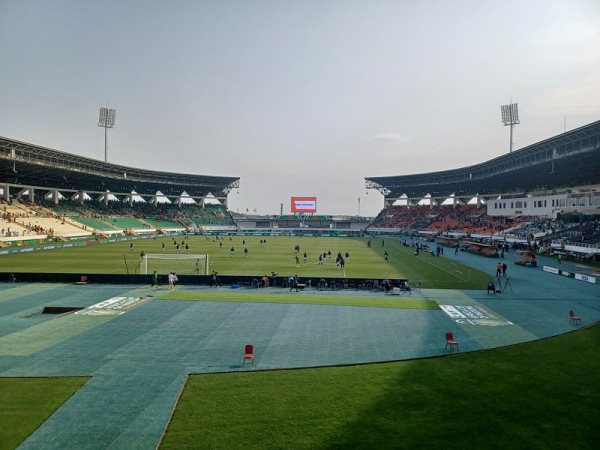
[0,136,240,240]
[365,120,600,260]
[2,121,600,260]
[0,135,239,203]
[366,120,600,204]
[1,122,599,450]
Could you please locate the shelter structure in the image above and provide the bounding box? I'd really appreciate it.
[365,120,600,207]
[0,136,240,206]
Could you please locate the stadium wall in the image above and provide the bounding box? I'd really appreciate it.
[1,272,407,288]
[486,190,600,217]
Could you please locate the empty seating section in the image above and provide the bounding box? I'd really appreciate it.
[71,216,120,232]
[42,200,187,234]
[143,218,182,230]
[372,205,524,236]
[17,217,90,237]
[109,216,150,231]
[183,205,233,227]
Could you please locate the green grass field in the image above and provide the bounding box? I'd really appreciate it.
[0,377,88,450]
[159,289,440,309]
[5,234,591,449]
[160,323,600,450]
[0,235,490,289]
[3,325,598,450]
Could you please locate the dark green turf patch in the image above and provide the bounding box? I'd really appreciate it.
[156,290,440,309]
[161,323,600,450]
[0,377,89,450]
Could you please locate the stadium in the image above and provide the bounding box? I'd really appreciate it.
[1,115,599,450]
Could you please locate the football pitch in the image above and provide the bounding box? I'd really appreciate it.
[3,235,597,449]
[0,235,490,289]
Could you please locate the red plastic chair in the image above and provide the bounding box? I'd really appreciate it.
[243,344,254,366]
[569,310,582,325]
[445,332,459,351]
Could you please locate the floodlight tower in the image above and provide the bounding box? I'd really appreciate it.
[98,106,116,162]
[500,101,519,153]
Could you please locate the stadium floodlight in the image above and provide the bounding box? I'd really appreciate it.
[98,106,117,162]
[500,101,520,153]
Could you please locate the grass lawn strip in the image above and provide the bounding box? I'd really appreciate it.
[156,290,440,309]
[0,377,89,450]
[161,323,600,450]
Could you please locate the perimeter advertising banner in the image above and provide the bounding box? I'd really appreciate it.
[291,197,317,213]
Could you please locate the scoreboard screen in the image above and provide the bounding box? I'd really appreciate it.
[291,197,317,213]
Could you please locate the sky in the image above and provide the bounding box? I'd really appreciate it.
[1,0,599,217]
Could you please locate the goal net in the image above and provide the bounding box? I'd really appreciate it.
[141,254,209,275]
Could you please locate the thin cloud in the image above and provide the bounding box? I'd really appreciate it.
[533,69,600,115]
[375,133,412,143]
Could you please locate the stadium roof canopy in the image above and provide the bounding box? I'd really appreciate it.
[0,136,239,198]
[365,120,600,200]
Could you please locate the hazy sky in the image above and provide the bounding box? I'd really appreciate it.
[1,1,599,216]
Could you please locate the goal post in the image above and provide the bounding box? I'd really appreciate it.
[141,254,209,275]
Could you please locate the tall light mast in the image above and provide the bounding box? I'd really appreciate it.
[98,106,116,162]
[501,100,519,153]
